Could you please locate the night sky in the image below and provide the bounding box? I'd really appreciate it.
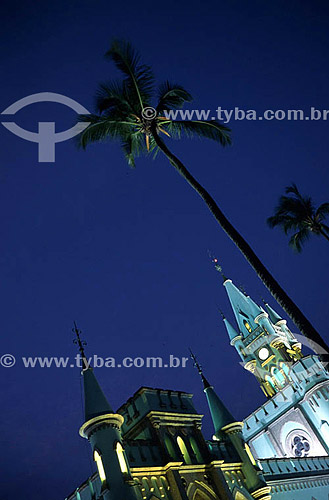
[1,1,329,499]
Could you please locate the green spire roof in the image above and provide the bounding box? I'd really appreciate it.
[190,350,235,437]
[204,385,235,436]
[83,368,114,422]
[223,317,240,342]
[264,303,282,325]
[223,279,263,335]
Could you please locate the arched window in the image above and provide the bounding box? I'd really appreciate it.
[164,434,176,459]
[116,442,128,474]
[177,436,192,464]
[190,436,202,462]
[94,450,106,482]
[151,477,161,496]
[272,367,286,387]
[281,363,290,376]
[243,320,252,333]
[244,443,256,466]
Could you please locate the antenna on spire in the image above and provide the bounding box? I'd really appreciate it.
[72,321,89,370]
[207,251,228,281]
[189,348,203,375]
[218,309,225,320]
[189,348,211,389]
[237,282,248,296]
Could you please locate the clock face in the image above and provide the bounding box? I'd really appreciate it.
[258,347,269,360]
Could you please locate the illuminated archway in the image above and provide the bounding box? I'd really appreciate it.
[116,442,128,473]
[177,436,192,464]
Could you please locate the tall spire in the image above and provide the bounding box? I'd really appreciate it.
[223,279,263,335]
[223,316,240,342]
[190,350,235,437]
[73,323,113,422]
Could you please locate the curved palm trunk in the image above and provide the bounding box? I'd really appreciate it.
[152,127,329,363]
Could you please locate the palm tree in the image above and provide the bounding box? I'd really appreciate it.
[268,184,329,252]
[78,40,329,361]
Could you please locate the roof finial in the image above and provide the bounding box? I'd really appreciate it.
[208,251,228,282]
[72,321,89,370]
[218,309,225,320]
[189,348,211,389]
[237,282,248,296]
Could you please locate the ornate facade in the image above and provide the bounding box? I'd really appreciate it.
[65,273,329,500]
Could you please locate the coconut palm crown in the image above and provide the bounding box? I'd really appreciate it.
[268,184,329,252]
[78,39,231,165]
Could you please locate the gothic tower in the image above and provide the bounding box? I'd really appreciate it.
[212,259,302,398]
[213,266,329,460]
[73,324,139,500]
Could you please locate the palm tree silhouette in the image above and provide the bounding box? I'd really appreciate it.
[78,40,328,360]
[268,184,329,252]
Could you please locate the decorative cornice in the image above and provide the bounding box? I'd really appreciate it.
[221,421,244,434]
[251,485,271,500]
[146,411,203,429]
[254,312,269,325]
[244,360,257,373]
[79,413,124,438]
[230,335,243,346]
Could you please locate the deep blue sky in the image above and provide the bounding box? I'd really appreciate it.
[1,1,329,499]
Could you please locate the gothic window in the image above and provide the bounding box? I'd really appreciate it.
[271,367,286,387]
[190,436,203,462]
[164,434,176,459]
[280,363,289,376]
[151,477,162,497]
[93,450,106,483]
[235,492,249,500]
[243,320,252,333]
[177,436,192,464]
[116,442,128,474]
[244,443,256,466]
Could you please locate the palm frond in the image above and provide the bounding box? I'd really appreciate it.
[289,228,311,253]
[285,183,301,198]
[95,81,134,114]
[316,202,329,220]
[121,133,158,167]
[267,214,300,234]
[165,120,231,146]
[78,114,136,149]
[156,82,192,112]
[105,40,154,112]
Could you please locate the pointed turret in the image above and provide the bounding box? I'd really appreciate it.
[190,350,235,437]
[83,367,114,421]
[223,279,263,335]
[223,317,240,343]
[204,386,236,437]
[73,324,138,500]
[264,303,282,325]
